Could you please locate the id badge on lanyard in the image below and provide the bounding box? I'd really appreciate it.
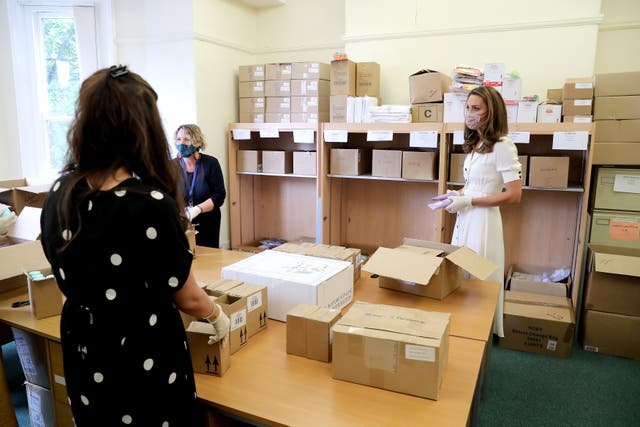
[181,158,199,207]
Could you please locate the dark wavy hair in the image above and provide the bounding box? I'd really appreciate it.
[462,86,509,154]
[56,67,182,243]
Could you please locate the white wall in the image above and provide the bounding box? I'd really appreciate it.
[0,1,21,180]
[595,0,640,73]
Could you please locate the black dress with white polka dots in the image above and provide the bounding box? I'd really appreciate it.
[41,176,201,426]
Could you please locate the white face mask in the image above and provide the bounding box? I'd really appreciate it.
[465,113,483,130]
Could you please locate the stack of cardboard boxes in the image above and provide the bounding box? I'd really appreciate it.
[409,69,451,123]
[562,77,594,123]
[238,65,265,123]
[329,60,380,122]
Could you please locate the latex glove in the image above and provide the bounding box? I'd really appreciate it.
[0,211,16,235]
[431,189,461,201]
[445,195,472,213]
[185,205,202,222]
[206,304,230,343]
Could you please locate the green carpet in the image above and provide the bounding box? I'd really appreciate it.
[477,342,640,427]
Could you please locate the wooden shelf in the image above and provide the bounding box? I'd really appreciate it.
[237,172,316,179]
[446,181,585,192]
[322,122,443,133]
[328,174,438,184]
[444,122,594,134]
[229,122,317,132]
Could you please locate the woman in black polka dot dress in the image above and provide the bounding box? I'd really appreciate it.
[40,66,230,427]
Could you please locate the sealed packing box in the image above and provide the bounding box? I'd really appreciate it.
[517,101,538,123]
[238,81,265,98]
[238,64,265,82]
[528,157,570,189]
[227,283,268,338]
[221,250,354,321]
[582,310,640,360]
[563,77,594,99]
[266,97,290,114]
[332,301,451,400]
[411,103,443,123]
[293,151,317,176]
[239,112,264,124]
[590,210,640,250]
[593,167,640,211]
[409,70,452,104]
[186,321,230,376]
[291,62,330,80]
[330,95,348,122]
[499,291,574,357]
[290,112,329,123]
[507,264,570,298]
[330,60,356,96]
[356,62,380,97]
[26,268,63,320]
[204,279,244,296]
[363,238,497,300]
[215,294,248,354]
[262,150,293,174]
[562,99,592,116]
[402,151,436,180]
[265,63,292,80]
[449,153,466,182]
[264,80,291,97]
[25,381,55,427]
[592,142,640,165]
[265,113,290,124]
[372,149,402,178]
[290,79,330,97]
[594,119,640,142]
[330,148,371,176]
[594,96,640,120]
[537,103,562,123]
[239,97,265,114]
[595,71,640,97]
[0,178,50,215]
[236,150,261,173]
[290,96,329,114]
[286,304,341,362]
[546,88,563,103]
[11,328,51,387]
[584,244,640,317]
[274,243,362,283]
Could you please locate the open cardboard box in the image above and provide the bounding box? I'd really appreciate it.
[507,264,570,298]
[0,178,51,215]
[362,238,498,300]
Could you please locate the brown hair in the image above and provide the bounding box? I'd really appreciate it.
[174,124,206,153]
[462,86,509,154]
[57,67,182,246]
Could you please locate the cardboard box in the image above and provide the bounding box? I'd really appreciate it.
[593,142,640,165]
[11,328,50,387]
[330,60,356,96]
[1,240,49,293]
[239,97,265,114]
[372,149,402,178]
[411,103,443,123]
[291,62,330,80]
[594,167,640,211]
[286,304,341,362]
[516,101,538,123]
[0,179,50,215]
[594,96,640,120]
[363,238,498,300]
[536,103,562,123]
[274,243,362,283]
[582,310,640,360]
[584,244,640,317]
[186,321,230,376]
[595,71,640,97]
[332,301,450,400]
[502,76,521,101]
[402,151,436,180]
[563,77,594,99]
[563,115,592,123]
[25,381,55,427]
[596,118,626,144]
[528,157,570,189]
[505,101,518,123]
[409,70,452,104]
[264,80,291,97]
[238,64,265,82]
[26,268,63,320]
[227,283,268,338]
[330,95,348,122]
[262,150,293,174]
[507,264,570,298]
[5,206,42,244]
[499,291,574,357]
[356,62,380,97]
[290,79,330,97]
[221,250,354,321]
[48,341,67,404]
[449,153,466,182]
[239,112,264,123]
[518,155,528,185]
[590,210,640,250]
[265,63,292,80]
[185,227,196,256]
[204,279,244,296]
[215,293,248,354]
[238,81,264,98]
[290,112,329,123]
[293,151,317,176]
[265,97,290,114]
[546,88,563,103]
[443,92,466,123]
[290,96,329,114]
[562,99,592,116]
[236,150,261,173]
[264,113,291,123]
[330,148,371,176]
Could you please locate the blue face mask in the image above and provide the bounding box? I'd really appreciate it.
[178,144,197,158]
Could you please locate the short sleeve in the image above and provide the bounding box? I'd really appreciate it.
[495,137,522,183]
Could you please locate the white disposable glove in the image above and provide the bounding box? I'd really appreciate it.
[0,210,16,235]
[445,195,473,213]
[431,189,460,201]
[206,304,230,344]
[185,205,202,222]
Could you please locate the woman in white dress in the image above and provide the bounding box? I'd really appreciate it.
[444,86,522,337]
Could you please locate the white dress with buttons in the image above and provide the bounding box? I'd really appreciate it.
[451,137,521,337]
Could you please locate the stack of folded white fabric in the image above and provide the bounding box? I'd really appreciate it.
[366,104,411,123]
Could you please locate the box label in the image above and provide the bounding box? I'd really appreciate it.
[609,219,640,241]
[409,131,438,148]
[574,99,592,106]
[367,130,393,142]
[453,130,464,145]
[293,130,315,144]
[260,129,280,138]
[508,131,531,144]
[552,131,588,150]
[230,310,247,331]
[546,339,557,351]
[575,82,593,89]
[405,344,436,362]
[247,292,263,312]
[232,129,251,140]
[324,130,348,143]
[613,174,640,194]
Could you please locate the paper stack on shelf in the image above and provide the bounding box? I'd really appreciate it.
[366,105,411,123]
[346,96,379,123]
[450,64,483,94]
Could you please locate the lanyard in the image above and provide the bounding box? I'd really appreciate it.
[181,158,199,206]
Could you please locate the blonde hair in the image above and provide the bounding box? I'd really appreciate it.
[174,124,206,151]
